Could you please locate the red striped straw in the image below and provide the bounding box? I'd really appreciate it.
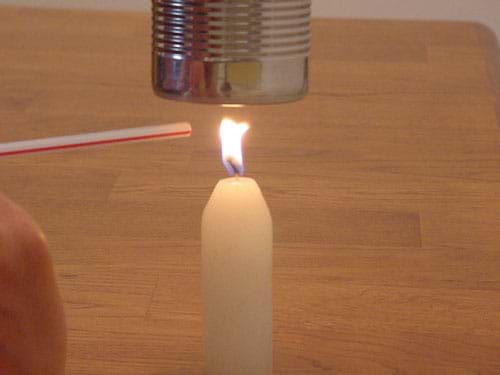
[0,122,191,157]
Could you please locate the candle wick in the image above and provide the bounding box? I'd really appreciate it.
[225,157,243,177]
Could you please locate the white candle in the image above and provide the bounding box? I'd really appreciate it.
[201,119,273,375]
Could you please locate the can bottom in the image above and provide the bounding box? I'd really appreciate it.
[153,53,309,105]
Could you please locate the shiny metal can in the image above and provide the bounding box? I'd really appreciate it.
[152,0,311,104]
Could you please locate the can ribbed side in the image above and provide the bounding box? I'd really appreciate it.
[153,0,311,60]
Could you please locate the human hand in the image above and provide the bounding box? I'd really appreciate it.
[0,194,66,375]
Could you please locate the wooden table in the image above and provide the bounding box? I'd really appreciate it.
[1,6,499,374]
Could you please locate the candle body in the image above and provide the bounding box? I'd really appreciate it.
[202,177,272,375]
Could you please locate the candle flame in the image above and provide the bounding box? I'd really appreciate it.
[219,118,249,176]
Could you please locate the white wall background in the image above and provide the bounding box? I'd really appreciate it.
[0,0,499,37]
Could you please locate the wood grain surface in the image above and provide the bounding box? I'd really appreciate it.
[1,6,499,375]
